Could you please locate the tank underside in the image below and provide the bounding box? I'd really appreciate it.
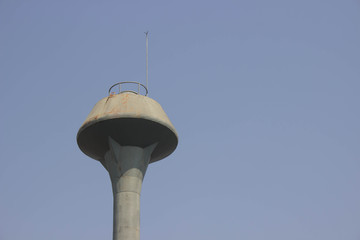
[77,117,177,163]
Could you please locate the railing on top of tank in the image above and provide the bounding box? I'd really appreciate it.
[108,82,148,96]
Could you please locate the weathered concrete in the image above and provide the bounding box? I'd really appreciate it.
[77,91,178,240]
[102,137,157,240]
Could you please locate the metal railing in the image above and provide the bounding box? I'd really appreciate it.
[108,82,148,96]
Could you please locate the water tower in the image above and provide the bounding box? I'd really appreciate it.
[76,34,178,240]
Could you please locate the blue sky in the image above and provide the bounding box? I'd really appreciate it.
[1,0,359,239]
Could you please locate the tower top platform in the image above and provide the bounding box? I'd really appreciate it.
[77,83,178,163]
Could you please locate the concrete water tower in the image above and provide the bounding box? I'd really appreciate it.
[76,34,178,240]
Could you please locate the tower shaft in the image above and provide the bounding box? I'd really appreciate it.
[102,137,157,240]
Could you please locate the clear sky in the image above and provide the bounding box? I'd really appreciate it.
[1,0,359,239]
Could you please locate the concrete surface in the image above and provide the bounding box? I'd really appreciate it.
[103,137,157,240]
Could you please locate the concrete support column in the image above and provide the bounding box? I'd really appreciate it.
[102,137,157,240]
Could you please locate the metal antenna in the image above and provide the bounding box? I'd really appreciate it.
[145,31,149,93]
